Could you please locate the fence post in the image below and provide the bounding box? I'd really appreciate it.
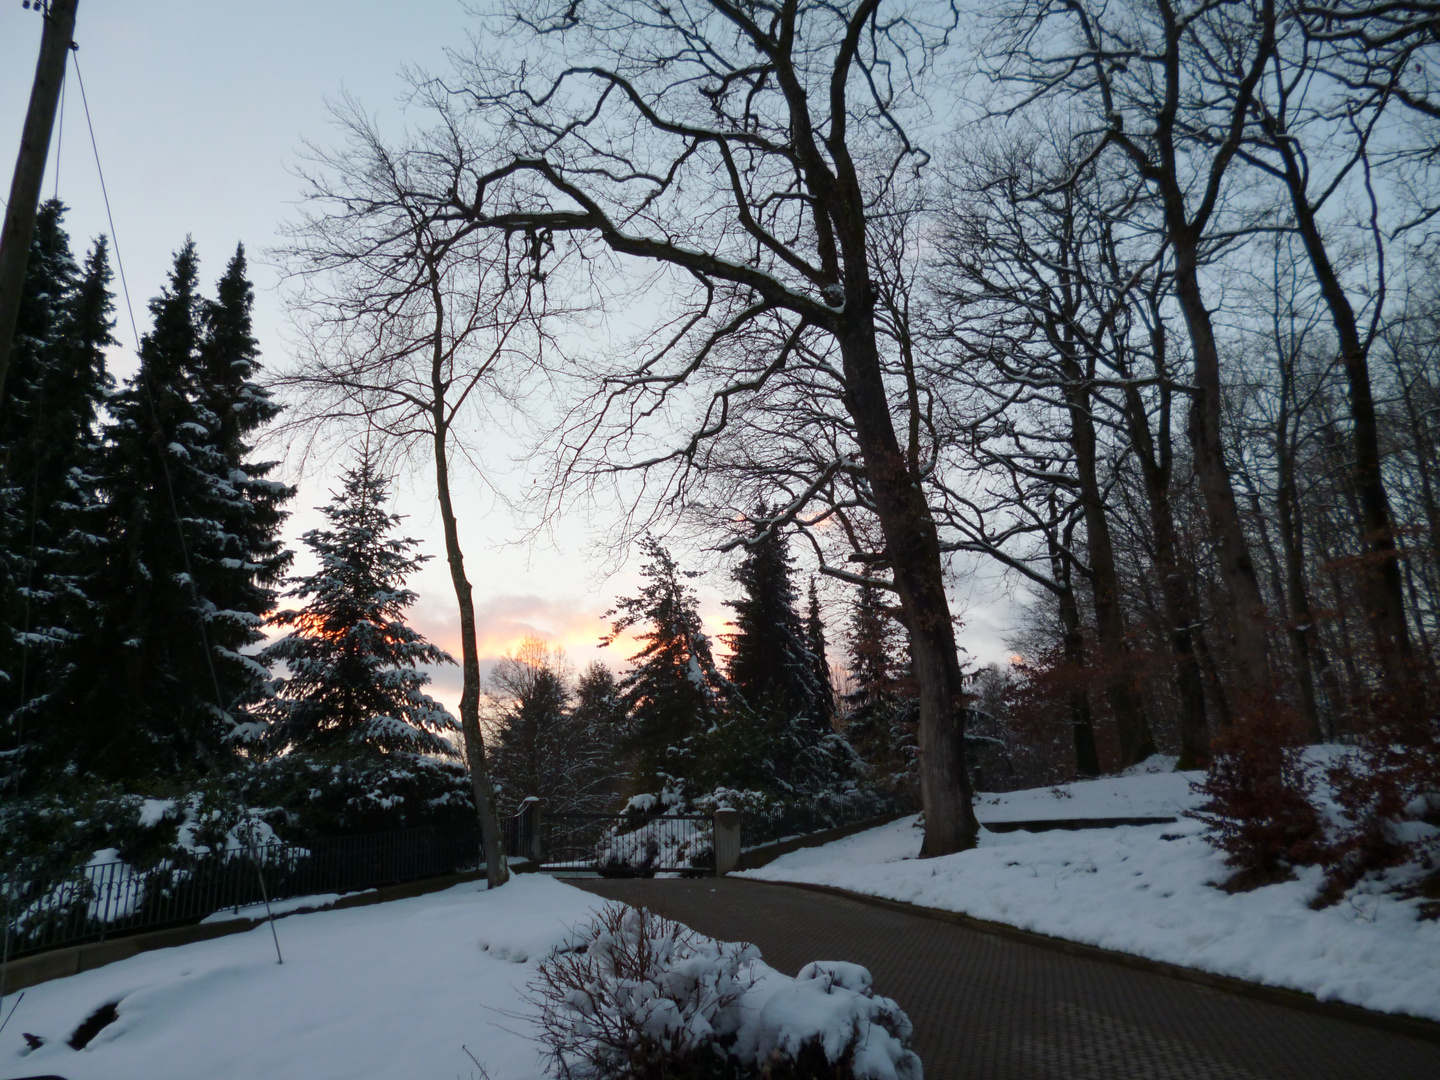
[713,808,741,876]
[520,797,545,865]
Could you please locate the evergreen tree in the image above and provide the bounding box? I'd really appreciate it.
[844,572,901,704]
[569,660,627,807]
[603,537,722,792]
[487,639,612,814]
[572,661,626,740]
[262,454,456,756]
[190,245,293,729]
[722,509,827,731]
[805,576,836,731]
[841,570,916,787]
[75,241,292,778]
[0,202,113,776]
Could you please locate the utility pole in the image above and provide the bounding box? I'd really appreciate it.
[0,0,79,407]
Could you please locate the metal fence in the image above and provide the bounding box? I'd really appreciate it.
[518,812,716,875]
[1,822,483,959]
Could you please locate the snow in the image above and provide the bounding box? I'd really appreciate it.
[1,874,919,1080]
[137,798,175,828]
[540,904,918,1079]
[974,760,1192,823]
[2,875,602,1080]
[736,961,918,1080]
[198,891,373,924]
[739,766,1440,1022]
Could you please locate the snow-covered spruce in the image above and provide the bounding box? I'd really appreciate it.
[260,452,457,757]
[531,903,921,1080]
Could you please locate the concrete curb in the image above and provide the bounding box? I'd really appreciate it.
[744,876,1440,1046]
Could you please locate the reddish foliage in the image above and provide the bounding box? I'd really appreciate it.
[999,647,1097,785]
[1191,708,1327,891]
[1322,686,1440,904]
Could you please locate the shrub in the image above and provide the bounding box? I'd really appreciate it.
[0,778,267,880]
[530,904,921,1080]
[1321,695,1440,906]
[1190,709,1326,891]
[240,749,475,837]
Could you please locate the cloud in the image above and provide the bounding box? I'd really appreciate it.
[407,590,736,717]
[407,592,621,689]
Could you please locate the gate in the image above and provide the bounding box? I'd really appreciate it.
[510,808,717,876]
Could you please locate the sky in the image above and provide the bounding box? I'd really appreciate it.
[0,1,1016,714]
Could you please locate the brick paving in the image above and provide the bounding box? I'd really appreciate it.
[574,876,1440,1080]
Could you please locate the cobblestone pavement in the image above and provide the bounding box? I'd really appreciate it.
[574,876,1440,1080]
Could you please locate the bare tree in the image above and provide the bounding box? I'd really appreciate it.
[1230,6,1435,696]
[987,0,1280,706]
[273,103,547,887]
[376,0,982,854]
[928,122,1168,766]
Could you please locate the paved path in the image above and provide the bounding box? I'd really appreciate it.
[574,877,1440,1080]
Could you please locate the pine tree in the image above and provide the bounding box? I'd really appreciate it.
[262,454,457,757]
[74,241,292,779]
[487,639,611,814]
[603,536,722,792]
[190,245,293,731]
[569,661,627,808]
[723,509,827,731]
[0,202,113,775]
[805,576,836,730]
[572,660,627,753]
[841,570,916,786]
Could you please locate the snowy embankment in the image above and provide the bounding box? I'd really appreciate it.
[1,874,920,1080]
[2,875,594,1080]
[738,760,1440,1022]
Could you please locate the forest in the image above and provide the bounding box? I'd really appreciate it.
[3,0,1439,907]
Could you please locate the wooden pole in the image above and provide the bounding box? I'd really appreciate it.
[0,0,79,407]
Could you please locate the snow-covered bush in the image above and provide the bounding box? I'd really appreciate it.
[240,749,474,837]
[0,780,267,880]
[530,904,921,1080]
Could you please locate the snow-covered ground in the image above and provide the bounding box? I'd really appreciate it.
[739,762,1440,1022]
[975,755,1190,822]
[1,875,604,1080]
[0,874,921,1080]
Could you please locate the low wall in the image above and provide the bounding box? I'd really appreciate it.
[982,816,1178,833]
[734,811,913,872]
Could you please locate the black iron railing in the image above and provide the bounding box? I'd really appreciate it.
[1,822,483,959]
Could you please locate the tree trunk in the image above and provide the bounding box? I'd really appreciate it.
[1172,251,1274,706]
[1120,371,1209,767]
[1274,408,1334,742]
[434,425,509,888]
[1050,528,1100,776]
[0,0,78,402]
[1270,138,1414,695]
[427,288,508,886]
[1061,355,1156,766]
[839,306,978,857]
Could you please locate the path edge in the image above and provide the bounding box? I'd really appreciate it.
[740,876,1440,1046]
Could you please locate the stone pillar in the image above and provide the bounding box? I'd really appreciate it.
[713,807,741,876]
[519,797,544,864]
